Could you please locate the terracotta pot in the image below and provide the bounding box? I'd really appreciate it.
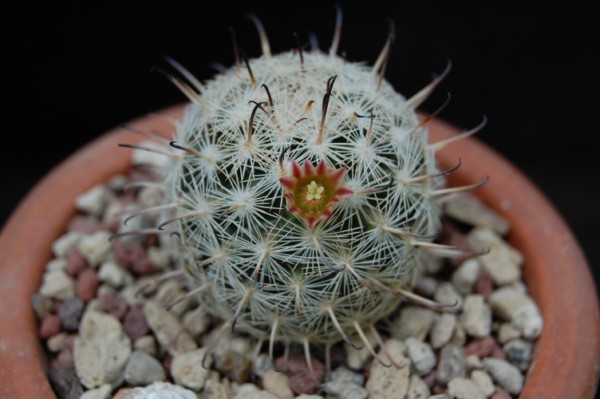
[0,104,598,398]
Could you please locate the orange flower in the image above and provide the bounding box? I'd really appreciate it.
[279,160,353,227]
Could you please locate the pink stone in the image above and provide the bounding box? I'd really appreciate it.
[464,336,497,358]
[475,269,494,298]
[39,314,62,339]
[76,268,99,302]
[66,247,87,277]
[68,216,103,234]
[123,304,150,340]
[275,354,325,395]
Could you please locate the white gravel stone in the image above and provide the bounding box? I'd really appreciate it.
[147,246,172,270]
[345,331,376,369]
[46,258,67,272]
[80,384,111,399]
[52,231,82,258]
[124,350,165,386]
[236,383,260,394]
[407,375,430,399]
[74,310,131,389]
[391,307,436,341]
[366,341,410,398]
[487,286,543,339]
[98,261,130,288]
[429,395,449,399]
[405,338,436,376]
[40,269,75,299]
[143,300,197,355]
[133,335,157,356]
[296,395,324,399]
[483,358,524,395]
[263,369,294,399]
[430,313,457,349]
[78,231,112,267]
[203,379,233,399]
[497,323,522,343]
[182,306,211,337]
[434,282,463,310]
[252,354,272,378]
[138,185,165,209]
[113,382,197,399]
[132,141,171,170]
[465,355,483,370]
[154,279,190,317]
[382,338,409,367]
[451,259,480,295]
[233,390,279,399]
[171,348,211,391]
[415,276,439,297]
[471,369,495,397]
[444,193,509,235]
[450,324,467,346]
[468,228,522,286]
[76,184,110,217]
[447,378,486,399]
[460,295,492,338]
[46,332,68,353]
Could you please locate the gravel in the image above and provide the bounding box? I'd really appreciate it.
[34,158,542,398]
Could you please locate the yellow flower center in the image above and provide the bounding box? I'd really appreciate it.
[305,180,325,202]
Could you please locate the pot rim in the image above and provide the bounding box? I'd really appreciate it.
[0,104,598,398]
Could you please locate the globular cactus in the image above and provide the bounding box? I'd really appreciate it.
[126,11,485,367]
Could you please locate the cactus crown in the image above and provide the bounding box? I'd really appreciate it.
[122,10,485,367]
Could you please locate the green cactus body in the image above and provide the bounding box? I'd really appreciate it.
[163,48,445,347]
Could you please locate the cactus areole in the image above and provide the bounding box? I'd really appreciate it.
[159,17,464,352]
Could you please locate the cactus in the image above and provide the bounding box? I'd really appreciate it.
[123,11,486,367]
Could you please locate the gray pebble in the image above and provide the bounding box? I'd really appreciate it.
[47,367,84,399]
[74,310,131,389]
[58,297,85,331]
[262,369,294,399]
[471,369,495,397]
[503,339,532,371]
[405,338,436,376]
[436,344,466,384]
[124,350,165,386]
[447,378,486,399]
[430,313,457,349]
[468,228,522,286]
[329,366,365,386]
[451,259,480,295]
[143,300,197,355]
[391,307,436,341]
[324,380,369,399]
[171,348,211,391]
[113,382,198,399]
[459,295,492,338]
[407,375,430,399]
[487,286,543,339]
[31,293,55,319]
[483,358,524,395]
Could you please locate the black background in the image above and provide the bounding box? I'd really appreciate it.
[3,2,599,291]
